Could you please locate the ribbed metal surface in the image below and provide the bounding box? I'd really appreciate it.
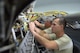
[17,31,35,53]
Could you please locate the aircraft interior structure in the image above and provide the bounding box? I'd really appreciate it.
[0,0,80,53]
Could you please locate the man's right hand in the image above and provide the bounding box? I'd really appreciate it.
[29,22,35,32]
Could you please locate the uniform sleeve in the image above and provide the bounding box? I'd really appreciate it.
[44,27,52,34]
[48,33,56,40]
[54,35,72,51]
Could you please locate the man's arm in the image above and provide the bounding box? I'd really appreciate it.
[31,28,58,50]
[29,22,58,50]
[34,26,51,40]
[34,20,52,29]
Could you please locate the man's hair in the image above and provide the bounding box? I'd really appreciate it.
[53,17,67,29]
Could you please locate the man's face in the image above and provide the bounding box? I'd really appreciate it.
[45,20,52,28]
[51,18,62,33]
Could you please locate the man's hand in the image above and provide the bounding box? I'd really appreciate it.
[34,20,39,26]
[34,20,45,29]
[29,22,35,32]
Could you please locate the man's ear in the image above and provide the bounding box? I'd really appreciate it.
[61,24,64,29]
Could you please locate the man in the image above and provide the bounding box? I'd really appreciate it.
[29,17,73,53]
[34,20,52,34]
